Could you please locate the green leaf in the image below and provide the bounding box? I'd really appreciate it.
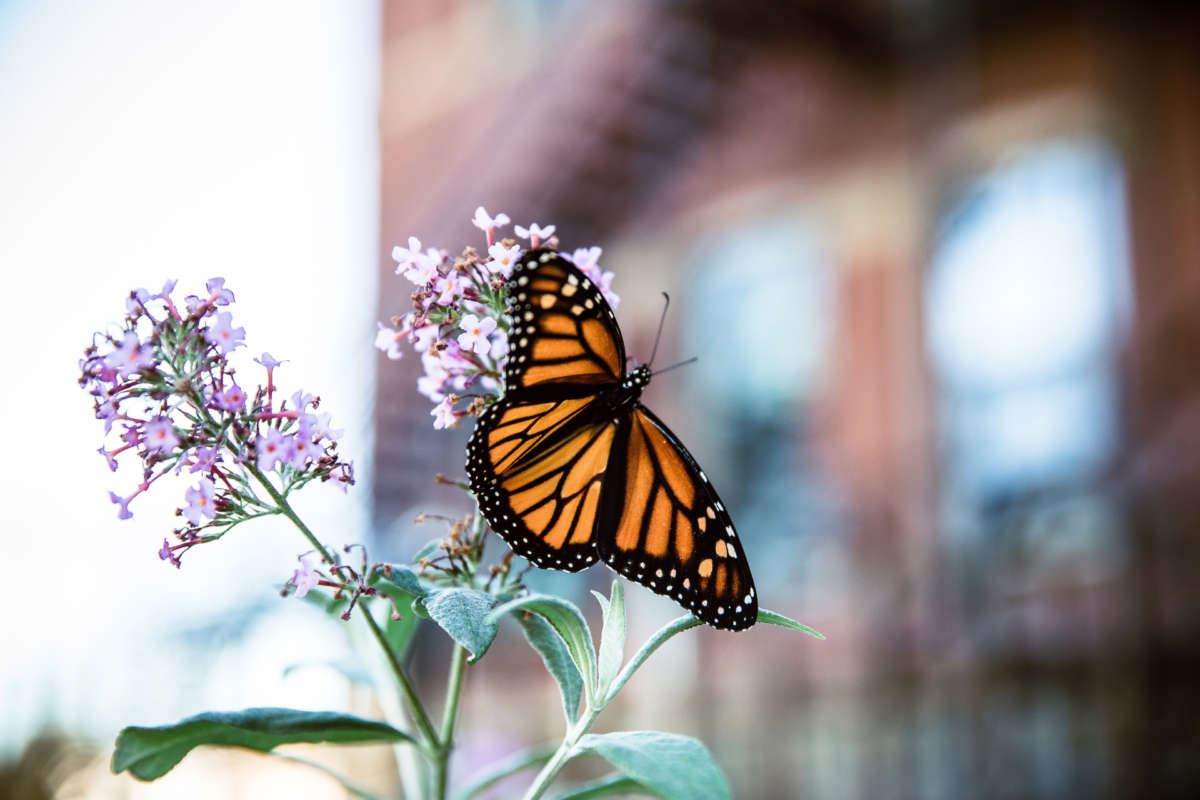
[758,608,825,639]
[518,613,583,723]
[592,580,626,700]
[369,564,429,598]
[552,774,643,800]
[412,537,442,562]
[111,708,415,781]
[603,615,701,706]
[489,594,597,702]
[415,588,499,662]
[573,731,731,800]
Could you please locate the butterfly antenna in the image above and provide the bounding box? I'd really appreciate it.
[651,356,698,377]
[649,292,670,366]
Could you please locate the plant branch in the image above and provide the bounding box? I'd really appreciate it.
[361,604,440,753]
[519,706,603,800]
[432,644,470,800]
[245,462,337,565]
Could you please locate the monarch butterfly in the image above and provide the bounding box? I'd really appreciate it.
[466,249,757,630]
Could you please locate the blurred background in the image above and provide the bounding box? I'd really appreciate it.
[4,0,1199,798]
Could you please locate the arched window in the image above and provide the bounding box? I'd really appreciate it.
[926,141,1131,500]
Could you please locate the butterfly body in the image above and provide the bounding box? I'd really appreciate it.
[466,249,757,630]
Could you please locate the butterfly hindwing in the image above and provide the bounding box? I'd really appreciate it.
[504,251,626,391]
[597,407,757,630]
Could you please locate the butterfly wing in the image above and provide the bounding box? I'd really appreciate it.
[466,249,628,571]
[597,406,757,630]
[502,249,626,391]
[467,394,616,571]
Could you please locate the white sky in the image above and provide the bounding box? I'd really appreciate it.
[0,0,379,759]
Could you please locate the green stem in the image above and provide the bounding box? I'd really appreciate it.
[519,706,603,800]
[433,644,470,800]
[246,462,337,565]
[362,604,440,753]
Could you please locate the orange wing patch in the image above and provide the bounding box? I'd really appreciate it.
[505,252,626,391]
[598,408,758,631]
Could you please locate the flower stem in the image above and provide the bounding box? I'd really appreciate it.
[433,644,469,800]
[362,604,441,753]
[519,706,603,800]
[245,462,337,565]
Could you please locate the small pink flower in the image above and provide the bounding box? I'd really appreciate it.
[471,206,511,232]
[204,311,245,354]
[256,352,285,369]
[485,243,522,278]
[457,314,496,356]
[159,539,180,566]
[104,332,156,378]
[290,390,315,412]
[97,446,119,472]
[205,277,235,306]
[568,246,602,276]
[434,270,464,304]
[392,236,424,268]
[255,427,291,471]
[431,398,457,430]
[375,323,404,360]
[300,411,343,443]
[417,352,448,402]
[597,271,620,310]
[291,557,320,598]
[188,446,221,474]
[144,417,180,454]
[109,491,133,520]
[393,237,439,285]
[214,382,246,412]
[514,222,556,244]
[287,434,319,469]
[182,478,217,525]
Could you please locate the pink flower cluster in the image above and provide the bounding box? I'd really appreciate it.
[79,279,354,566]
[375,206,620,429]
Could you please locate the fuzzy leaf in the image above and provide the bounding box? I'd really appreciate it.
[603,615,701,706]
[758,608,825,639]
[592,580,626,700]
[369,564,428,598]
[490,594,596,700]
[518,613,583,722]
[416,588,499,662]
[112,708,414,781]
[573,731,731,800]
[552,774,643,799]
[412,537,442,563]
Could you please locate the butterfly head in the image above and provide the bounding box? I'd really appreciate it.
[623,364,651,392]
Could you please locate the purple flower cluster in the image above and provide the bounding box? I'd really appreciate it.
[375,206,619,429]
[79,279,355,566]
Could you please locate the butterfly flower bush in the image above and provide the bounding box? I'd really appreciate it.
[81,207,821,800]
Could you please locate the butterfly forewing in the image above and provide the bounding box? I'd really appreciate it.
[598,407,757,630]
[503,251,626,391]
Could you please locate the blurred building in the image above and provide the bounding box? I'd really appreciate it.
[374,1,1200,797]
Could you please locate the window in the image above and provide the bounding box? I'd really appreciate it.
[926,141,1131,499]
